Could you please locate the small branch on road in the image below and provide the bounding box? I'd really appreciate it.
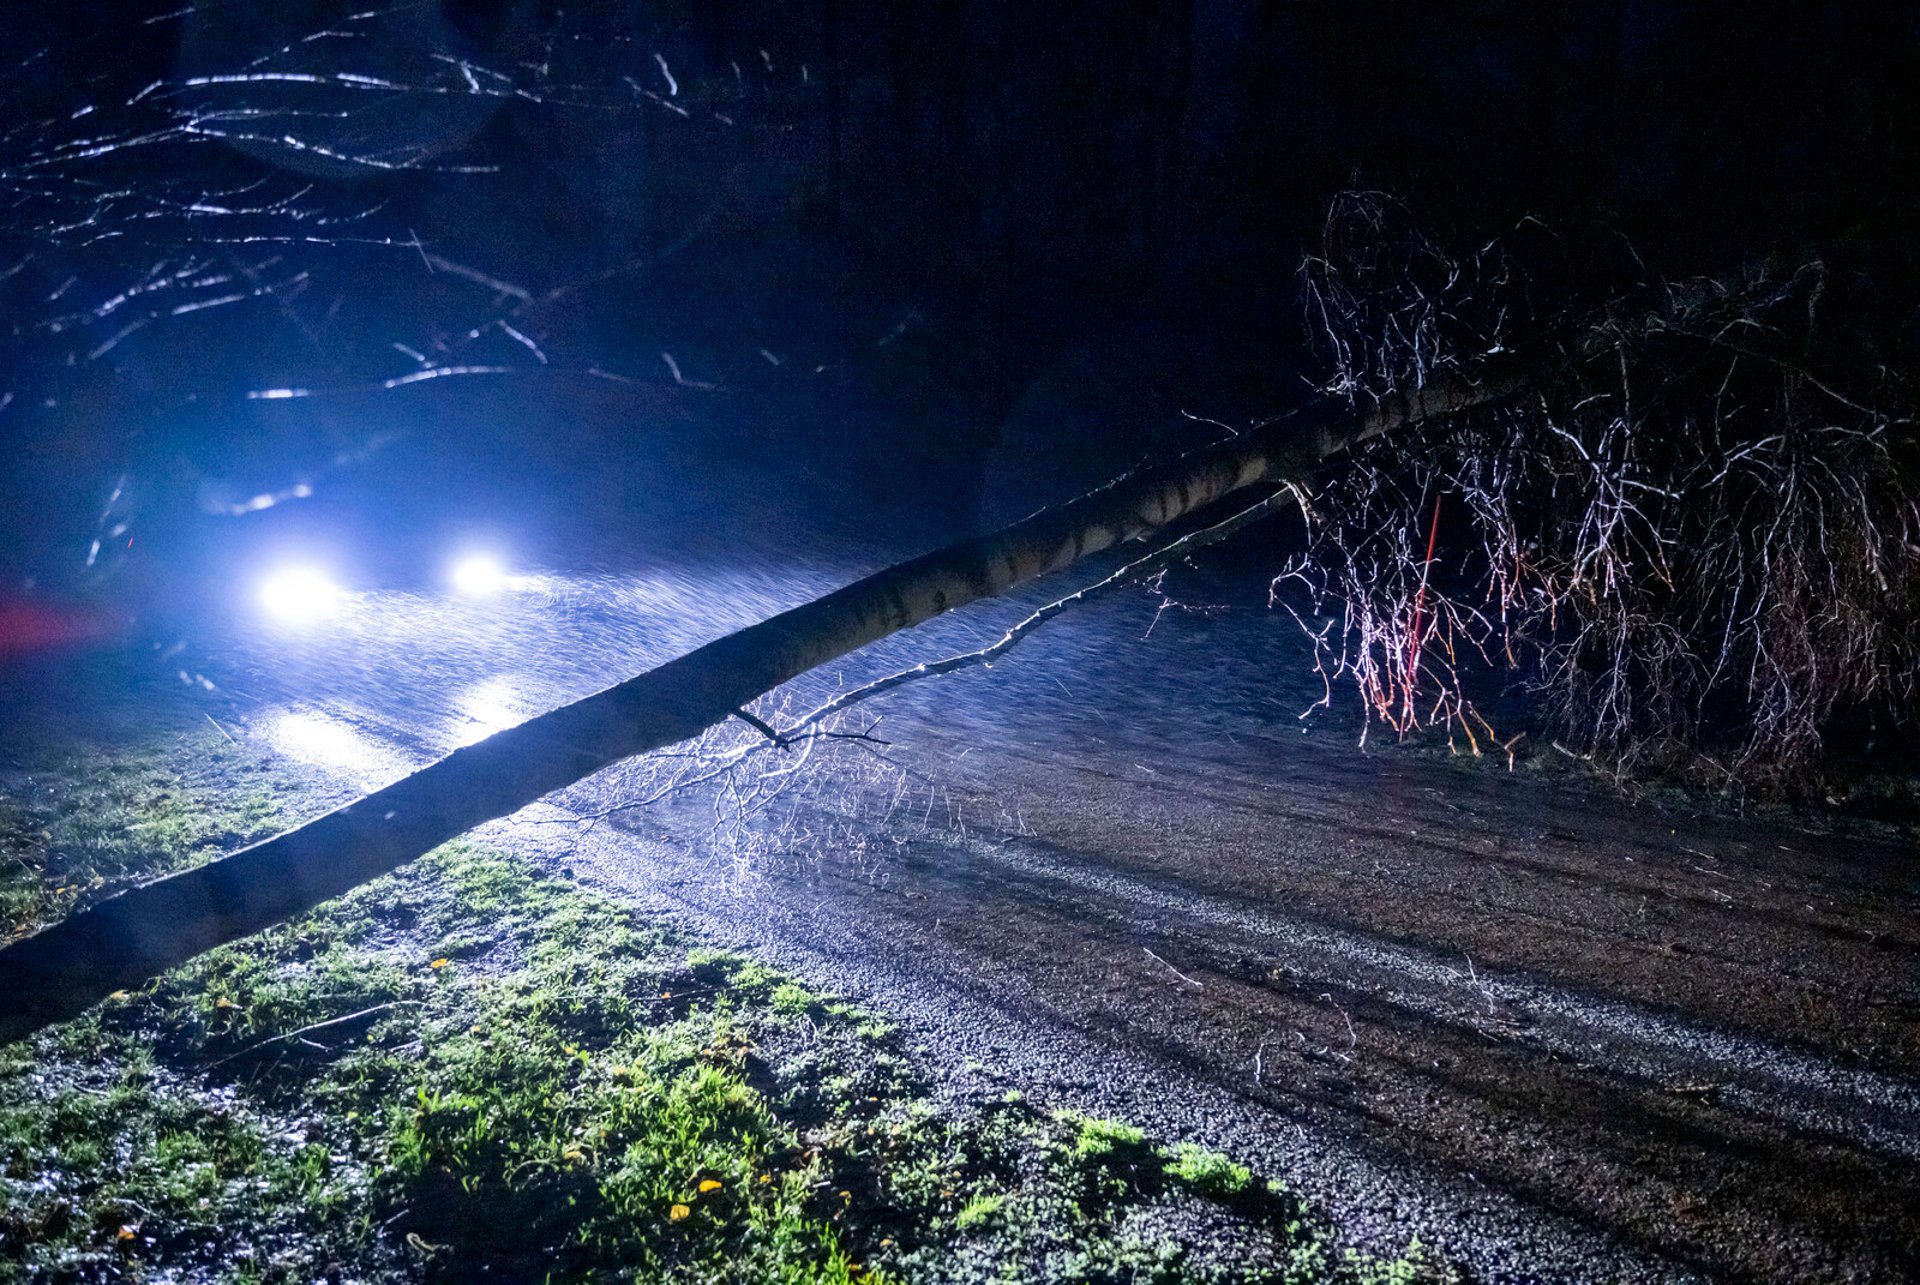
[731,707,783,744]
[1144,947,1205,990]
[1457,952,1498,1015]
[1319,991,1359,1060]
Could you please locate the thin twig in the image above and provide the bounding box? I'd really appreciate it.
[784,487,1302,735]
[1143,947,1205,989]
[205,1001,420,1069]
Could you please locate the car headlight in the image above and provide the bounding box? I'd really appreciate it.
[449,551,510,597]
[256,564,344,626]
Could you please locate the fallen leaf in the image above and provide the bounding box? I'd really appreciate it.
[430,958,450,970]
[698,1179,722,1192]
[669,1203,691,1221]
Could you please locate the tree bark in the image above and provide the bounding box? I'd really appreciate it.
[0,373,1517,1045]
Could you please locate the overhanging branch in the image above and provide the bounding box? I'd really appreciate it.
[784,482,1309,734]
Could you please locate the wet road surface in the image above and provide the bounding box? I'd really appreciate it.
[171,534,1920,1283]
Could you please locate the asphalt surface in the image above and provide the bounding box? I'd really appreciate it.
[165,532,1920,1284]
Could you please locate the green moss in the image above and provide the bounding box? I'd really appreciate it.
[0,840,878,1282]
[1071,1116,1149,1161]
[0,1054,371,1280]
[1162,1142,1253,1195]
[955,1191,1006,1229]
[771,981,817,1014]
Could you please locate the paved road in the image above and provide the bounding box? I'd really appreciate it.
[179,531,1920,1283]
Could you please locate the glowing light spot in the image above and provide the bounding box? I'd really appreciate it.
[227,482,314,516]
[261,710,397,778]
[452,675,528,746]
[449,551,510,597]
[257,565,344,626]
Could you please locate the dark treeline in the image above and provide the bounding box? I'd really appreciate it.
[484,1,1918,326]
[4,0,1913,514]
[467,1,1919,316]
[19,1,1913,319]
[826,1,1917,319]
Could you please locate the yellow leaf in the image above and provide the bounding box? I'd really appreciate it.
[758,1173,772,1184]
[214,997,235,1009]
[668,1203,691,1222]
[117,1225,138,1243]
[430,958,450,970]
[698,1179,722,1193]
[562,1146,585,1163]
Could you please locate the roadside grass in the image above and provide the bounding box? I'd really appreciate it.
[0,727,1448,1283]
[0,738,287,942]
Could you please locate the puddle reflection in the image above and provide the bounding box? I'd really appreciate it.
[451,674,531,746]
[261,709,407,782]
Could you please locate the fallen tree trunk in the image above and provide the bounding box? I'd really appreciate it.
[0,372,1518,1044]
